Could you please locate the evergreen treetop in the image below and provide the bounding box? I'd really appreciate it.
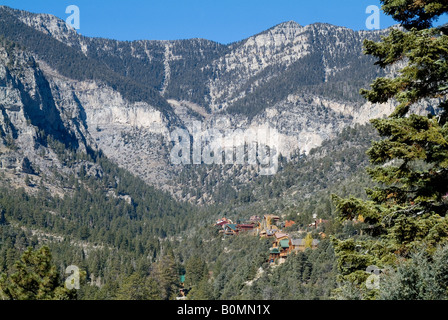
[332,0,448,299]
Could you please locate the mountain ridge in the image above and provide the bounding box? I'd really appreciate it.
[0,5,433,203]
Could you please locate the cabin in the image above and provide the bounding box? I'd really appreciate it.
[216,217,231,227]
[308,219,329,229]
[266,229,276,237]
[223,224,239,236]
[178,274,188,299]
[284,220,296,228]
[269,244,289,262]
[274,232,289,241]
[269,247,281,263]
[259,227,278,238]
[291,239,320,252]
[269,233,291,262]
[278,239,291,258]
[237,224,255,232]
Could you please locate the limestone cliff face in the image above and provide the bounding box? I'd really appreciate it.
[0,40,99,194]
[0,41,174,192]
[37,61,174,188]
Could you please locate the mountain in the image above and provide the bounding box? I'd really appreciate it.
[0,5,437,202]
[0,5,431,300]
[2,5,447,301]
[0,6,412,200]
[0,33,209,299]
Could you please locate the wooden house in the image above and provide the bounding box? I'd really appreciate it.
[269,239,291,262]
[223,224,239,236]
[291,239,320,252]
[216,217,232,227]
[259,227,278,238]
[284,220,296,228]
[274,232,289,241]
[278,239,291,258]
[237,224,255,232]
[269,247,281,262]
[269,233,292,262]
[308,219,329,229]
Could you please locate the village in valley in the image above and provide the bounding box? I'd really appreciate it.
[177,213,329,299]
[214,214,328,264]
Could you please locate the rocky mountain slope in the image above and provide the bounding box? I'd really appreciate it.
[0,36,97,193]
[0,6,437,202]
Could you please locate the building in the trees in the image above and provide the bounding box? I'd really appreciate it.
[291,239,320,252]
[269,232,292,263]
[223,223,239,236]
[237,224,255,232]
[216,217,232,227]
[308,218,329,229]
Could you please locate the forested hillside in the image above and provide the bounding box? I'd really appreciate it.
[1,1,448,302]
[0,6,389,300]
[0,119,376,300]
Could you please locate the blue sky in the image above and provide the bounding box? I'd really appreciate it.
[1,0,446,44]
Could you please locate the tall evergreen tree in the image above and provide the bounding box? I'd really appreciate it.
[184,255,207,289]
[115,273,161,300]
[0,207,5,225]
[331,0,448,299]
[0,247,76,300]
[151,254,179,300]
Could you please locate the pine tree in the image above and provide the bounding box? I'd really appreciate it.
[151,254,179,300]
[380,245,448,300]
[115,273,161,300]
[0,207,5,225]
[0,246,76,300]
[184,255,207,289]
[331,0,448,299]
[381,0,448,30]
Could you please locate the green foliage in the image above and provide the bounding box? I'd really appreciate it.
[184,255,208,290]
[151,254,180,300]
[381,0,448,30]
[332,0,448,299]
[240,239,337,300]
[0,5,421,301]
[381,245,448,299]
[115,273,161,300]
[361,28,448,118]
[0,135,205,300]
[0,246,76,300]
